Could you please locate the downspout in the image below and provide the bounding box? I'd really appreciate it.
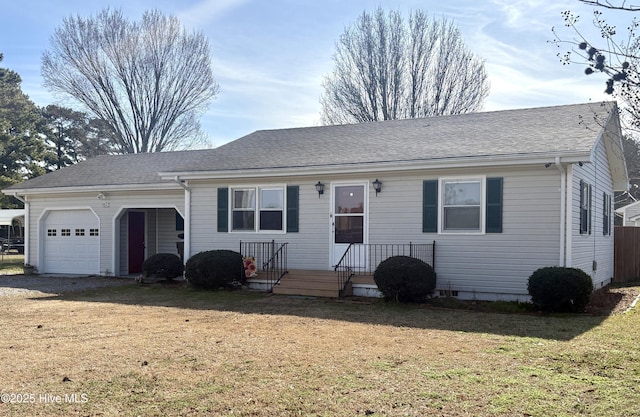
[554,157,567,266]
[173,177,191,264]
[12,193,29,265]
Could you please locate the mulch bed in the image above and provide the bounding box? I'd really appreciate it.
[584,284,640,315]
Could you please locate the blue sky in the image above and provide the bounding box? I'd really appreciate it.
[0,0,629,147]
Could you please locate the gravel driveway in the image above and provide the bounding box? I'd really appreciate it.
[0,275,133,298]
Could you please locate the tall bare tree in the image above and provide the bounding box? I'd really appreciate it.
[42,8,219,153]
[320,8,490,125]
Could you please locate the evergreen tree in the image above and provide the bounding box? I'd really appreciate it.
[0,53,48,207]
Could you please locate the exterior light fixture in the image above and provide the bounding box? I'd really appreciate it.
[372,179,382,196]
[315,181,324,198]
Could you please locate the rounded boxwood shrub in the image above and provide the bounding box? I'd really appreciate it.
[142,253,184,280]
[373,256,436,303]
[527,266,594,313]
[185,250,244,290]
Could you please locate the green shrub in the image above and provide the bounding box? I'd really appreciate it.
[142,253,184,280]
[185,250,244,290]
[373,256,436,303]
[527,266,594,313]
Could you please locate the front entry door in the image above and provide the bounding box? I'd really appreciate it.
[332,184,367,269]
[128,211,146,274]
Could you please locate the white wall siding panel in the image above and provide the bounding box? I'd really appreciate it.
[370,168,561,298]
[190,179,331,270]
[27,190,184,276]
[570,138,615,288]
[188,168,563,300]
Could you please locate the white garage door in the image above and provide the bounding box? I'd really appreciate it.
[43,210,100,275]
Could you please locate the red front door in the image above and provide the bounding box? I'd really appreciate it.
[128,211,145,273]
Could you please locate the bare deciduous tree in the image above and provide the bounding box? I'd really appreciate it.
[42,8,219,153]
[320,8,490,125]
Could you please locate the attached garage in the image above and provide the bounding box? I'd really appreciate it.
[42,209,100,275]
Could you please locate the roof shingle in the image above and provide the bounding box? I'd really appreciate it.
[6,102,616,191]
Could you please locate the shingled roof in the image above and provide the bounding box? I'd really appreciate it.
[5,102,619,192]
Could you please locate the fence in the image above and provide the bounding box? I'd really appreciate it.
[614,226,640,282]
[334,242,436,293]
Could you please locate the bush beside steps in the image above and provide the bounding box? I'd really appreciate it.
[373,255,436,303]
[185,250,245,290]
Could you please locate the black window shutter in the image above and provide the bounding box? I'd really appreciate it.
[579,180,585,234]
[603,192,608,236]
[286,185,299,233]
[423,180,438,233]
[588,184,593,234]
[217,187,229,232]
[486,177,503,233]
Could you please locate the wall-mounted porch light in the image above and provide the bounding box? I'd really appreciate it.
[315,181,325,198]
[372,179,382,196]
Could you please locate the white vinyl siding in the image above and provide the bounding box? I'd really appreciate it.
[190,179,330,270]
[27,190,184,276]
[370,167,562,299]
[190,167,563,299]
[570,138,615,288]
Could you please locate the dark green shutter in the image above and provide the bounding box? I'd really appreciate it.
[286,185,299,233]
[579,180,585,233]
[602,192,609,236]
[486,177,503,233]
[217,187,229,232]
[422,180,438,233]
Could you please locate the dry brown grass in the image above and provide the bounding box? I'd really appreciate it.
[0,284,639,416]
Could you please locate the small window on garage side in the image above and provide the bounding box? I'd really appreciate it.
[47,229,57,236]
[75,228,85,236]
[90,229,99,236]
[61,229,71,236]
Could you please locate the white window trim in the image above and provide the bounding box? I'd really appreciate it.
[438,176,486,235]
[229,184,287,234]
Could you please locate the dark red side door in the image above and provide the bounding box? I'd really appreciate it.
[128,211,145,273]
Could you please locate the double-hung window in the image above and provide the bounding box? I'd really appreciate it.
[259,188,284,231]
[442,179,482,232]
[232,189,256,231]
[231,187,284,232]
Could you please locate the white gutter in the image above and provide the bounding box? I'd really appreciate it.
[554,157,567,266]
[173,177,191,264]
[4,182,183,196]
[158,152,593,181]
[12,193,29,265]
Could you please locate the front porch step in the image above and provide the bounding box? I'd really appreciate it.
[272,270,341,298]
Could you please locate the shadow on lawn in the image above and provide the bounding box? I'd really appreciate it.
[28,280,630,342]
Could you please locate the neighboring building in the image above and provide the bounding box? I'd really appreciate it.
[3,102,628,300]
[615,200,640,226]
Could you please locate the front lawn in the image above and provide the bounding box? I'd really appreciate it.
[0,285,638,416]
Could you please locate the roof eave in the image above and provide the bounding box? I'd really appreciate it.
[4,182,182,197]
[159,152,593,181]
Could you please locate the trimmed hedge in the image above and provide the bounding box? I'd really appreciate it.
[142,253,184,280]
[373,256,436,303]
[185,250,244,290]
[527,266,594,313]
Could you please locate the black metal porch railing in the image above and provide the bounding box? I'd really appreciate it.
[334,242,436,295]
[240,240,288,291]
